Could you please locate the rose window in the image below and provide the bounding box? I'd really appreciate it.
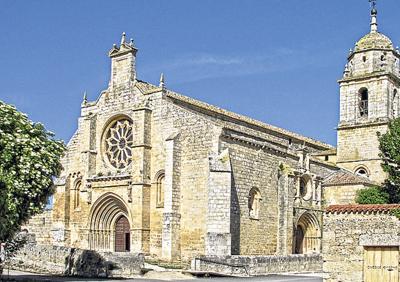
[105,119,133,169]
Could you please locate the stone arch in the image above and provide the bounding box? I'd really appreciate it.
[154,170,165,208]
[354,165,370,177]
[88,193,131,252]
[294,212,321,254]
[73,178,82,209]
[248,187,262,219]
[299,174,313,201]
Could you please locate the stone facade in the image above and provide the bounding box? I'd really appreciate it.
[22,32,342,266]
[20,3,400,278]
[323,205,400,282]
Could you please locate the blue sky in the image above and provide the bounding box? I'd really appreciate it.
[0,1,399,146]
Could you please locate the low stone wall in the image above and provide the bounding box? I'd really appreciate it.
[323,205,400,282]
[191,254,322,276]
[8,243,144,278]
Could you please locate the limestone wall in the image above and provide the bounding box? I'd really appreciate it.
[191,254,322,276]
[9,243,144,278]
[323,184,366,205]
[323,208,400,282]
[336,123,387,184]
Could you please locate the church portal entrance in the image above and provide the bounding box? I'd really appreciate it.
[115,215,130,252]
[294,212,321,254]
[88,193,130,252]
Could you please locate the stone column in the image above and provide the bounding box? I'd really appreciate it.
[205,149,232,256]
[129,107,152,253]
[276,163,294,255]
[162,132,181,261]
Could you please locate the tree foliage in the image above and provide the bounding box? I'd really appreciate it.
[379,118,400,203]
[0,100,65,243]
[355,186,389,204]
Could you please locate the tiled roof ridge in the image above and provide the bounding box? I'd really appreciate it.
[134,80,334,150]
[326,204,400,214]
[134,82,334,150]
[323,168,376,186]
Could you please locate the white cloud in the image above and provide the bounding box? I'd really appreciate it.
[141,47,333,84]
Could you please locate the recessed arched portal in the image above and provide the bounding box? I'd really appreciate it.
[294,212,321,254]
[88,193,131,252]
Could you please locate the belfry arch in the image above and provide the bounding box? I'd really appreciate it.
[294,212,321,254]
[88,193,131,252]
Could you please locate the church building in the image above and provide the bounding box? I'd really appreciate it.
[26,2,399,265]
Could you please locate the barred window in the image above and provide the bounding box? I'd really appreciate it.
[359,88,369,117]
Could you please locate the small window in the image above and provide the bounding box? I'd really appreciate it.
[248,188,262,220]
[324,155,329,161]
[393,90,398,117]
[359,88,369,117]
[299,179,307,198]
[156,174,165,208]
[355,167,369,177]
[363,56,367,62]
[74,181,81,209]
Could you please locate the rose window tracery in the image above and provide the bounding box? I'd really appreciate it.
[105,119,133,169]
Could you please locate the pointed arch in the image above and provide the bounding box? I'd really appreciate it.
[88,193,131,251]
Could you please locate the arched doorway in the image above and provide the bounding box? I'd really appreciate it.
[88,193,130,252]
[294,212,321,254]
[115,216,130,252]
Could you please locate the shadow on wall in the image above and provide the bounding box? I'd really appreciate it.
[230,173,241,255]
[64,249,117,278]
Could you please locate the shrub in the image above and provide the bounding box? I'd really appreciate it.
[355,186,389,204]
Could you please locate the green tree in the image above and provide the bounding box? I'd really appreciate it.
[0,100,65,244]
[379,118,400,203]
[355,186,389,204]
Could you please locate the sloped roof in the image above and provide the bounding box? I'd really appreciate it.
[326,204,400,214]
[312,148,337,156]
[155,86,333,151]
[323,170,375,187]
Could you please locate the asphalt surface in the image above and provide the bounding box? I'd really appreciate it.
[0,270,322,282]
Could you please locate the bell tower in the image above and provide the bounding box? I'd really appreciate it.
[108,32,138,90]
[336,2,400,184]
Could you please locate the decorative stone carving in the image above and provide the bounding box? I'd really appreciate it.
[104,119,133,169]
[86,183,92,204]
[127,181,132,203]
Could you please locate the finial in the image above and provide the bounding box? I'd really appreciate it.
[159,73,165,88]
[369,0,378,33]
[82,91,88,105]
[130,38,134,47]
[344,64,350,76]
[120,32,126,45]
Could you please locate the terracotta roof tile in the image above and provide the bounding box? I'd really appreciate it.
[323,170,375,186]
[326,204,400,213]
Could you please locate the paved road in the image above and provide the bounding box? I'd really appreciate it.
[0,270,322,282]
